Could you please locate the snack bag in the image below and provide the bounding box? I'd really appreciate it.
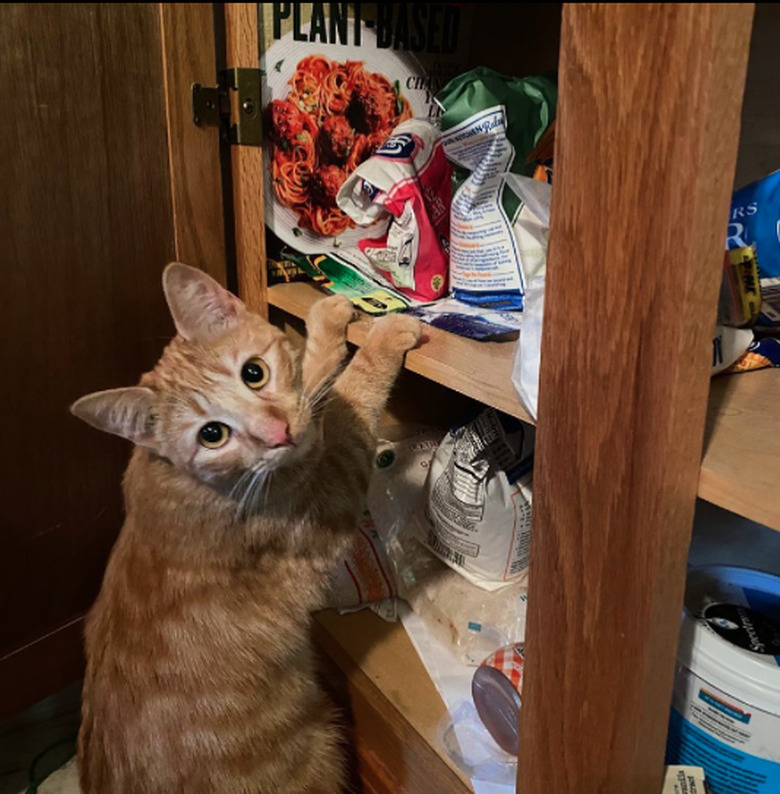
[728,169,780,326]
[407,298,523,341]
[281,248,411,314]
[718,246,761,328]
[711,325,754,375]
[337,119,451,303]
[328,511,397,612]
[417,409,534,592]
[437,67,557,309]
[724,336,780,374]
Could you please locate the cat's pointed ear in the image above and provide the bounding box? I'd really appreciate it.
[162,263,246,343]
[70,387,156,447]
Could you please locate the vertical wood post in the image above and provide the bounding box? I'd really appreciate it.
[159,3,227,283]
[224,3,267,313]
[518,5,754,792]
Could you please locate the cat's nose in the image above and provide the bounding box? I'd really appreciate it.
[267,422,295,449]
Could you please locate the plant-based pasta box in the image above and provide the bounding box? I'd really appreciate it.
[259,3,473,255]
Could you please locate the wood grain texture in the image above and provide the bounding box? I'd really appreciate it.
[313,610,472,794]
[0,2,176,716]
[224,3,266,313]
[0,618,84,721]
[268,282,531,421]
[518,5,754,793]
[159,3,227,282]
[701,369,780,531]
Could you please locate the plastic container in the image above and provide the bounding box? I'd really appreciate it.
[471,643,524,755]
[667,565,780,793]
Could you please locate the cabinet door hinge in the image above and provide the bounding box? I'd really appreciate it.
[192,68,262,147]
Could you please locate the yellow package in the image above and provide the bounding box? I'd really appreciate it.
[718,246,761,327]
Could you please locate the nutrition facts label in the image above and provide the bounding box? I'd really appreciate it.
[441,106,524,298]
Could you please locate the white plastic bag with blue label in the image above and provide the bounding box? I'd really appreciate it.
[508,175,751,419]
[506,175,552,421]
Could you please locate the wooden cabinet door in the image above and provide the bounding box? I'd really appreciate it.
[0,2,224,718]
[518,5,754,792]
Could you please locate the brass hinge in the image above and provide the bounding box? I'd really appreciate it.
[192,68,262,146]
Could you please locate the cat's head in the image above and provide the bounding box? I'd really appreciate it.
[71,264,313,493]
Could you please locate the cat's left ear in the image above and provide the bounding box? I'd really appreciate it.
[163,262,246,344]
[70,387,156,448]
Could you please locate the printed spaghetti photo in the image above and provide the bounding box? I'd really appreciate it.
[263,54,412,238]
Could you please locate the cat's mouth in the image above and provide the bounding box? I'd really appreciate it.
[265,426,312,464]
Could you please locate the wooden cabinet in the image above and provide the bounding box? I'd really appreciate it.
[225,5,771,793]
[5,4,778,793]
[0,2,224,720]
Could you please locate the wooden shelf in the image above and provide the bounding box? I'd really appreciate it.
[268,282,531,423]
[313,609,472,794]
[270,282,780,532]
[700,368,780,532]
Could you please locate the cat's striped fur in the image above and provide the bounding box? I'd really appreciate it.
[71,263,421,793]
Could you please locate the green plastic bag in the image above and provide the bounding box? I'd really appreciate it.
[437,68,557,308]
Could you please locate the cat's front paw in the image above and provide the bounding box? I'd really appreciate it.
[307,295,356,340]
[366,313,422,354]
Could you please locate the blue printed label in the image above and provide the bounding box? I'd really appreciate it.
[668,709,780,793]
[699,690,752,724]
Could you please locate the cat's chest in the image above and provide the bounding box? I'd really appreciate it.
[245,507,350,562]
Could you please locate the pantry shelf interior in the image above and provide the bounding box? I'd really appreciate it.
[268,281,530,422]
[268,281,780,534]
[313,609,473,793]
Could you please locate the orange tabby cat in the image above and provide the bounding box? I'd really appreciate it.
[71,263,421,794]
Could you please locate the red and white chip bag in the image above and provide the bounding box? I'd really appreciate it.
[337,119,450,303]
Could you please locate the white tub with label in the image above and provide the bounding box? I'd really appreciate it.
[667,566,780,794]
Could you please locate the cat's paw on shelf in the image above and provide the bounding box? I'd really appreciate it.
[367,313,423,354]
[307,294,357,337]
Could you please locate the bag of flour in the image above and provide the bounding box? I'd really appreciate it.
[417,409,535,591]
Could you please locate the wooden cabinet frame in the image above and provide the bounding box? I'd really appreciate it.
[3,9,767,791]
[133,3,768,792]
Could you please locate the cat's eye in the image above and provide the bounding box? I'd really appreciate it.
[241,357,270,390]
[198,422,231,449]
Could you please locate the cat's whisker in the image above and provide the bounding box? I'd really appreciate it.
[260,469,275,514]
[249,470,268,516]
[235,470,257,519]
[302,390,333,423]
[228,463,255,519]
[228,461,259,505]
[302,370,340,412]
[307,389,339,421]
[235,460,270,520]
[229,476,252,513]
[244,466,271,519]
